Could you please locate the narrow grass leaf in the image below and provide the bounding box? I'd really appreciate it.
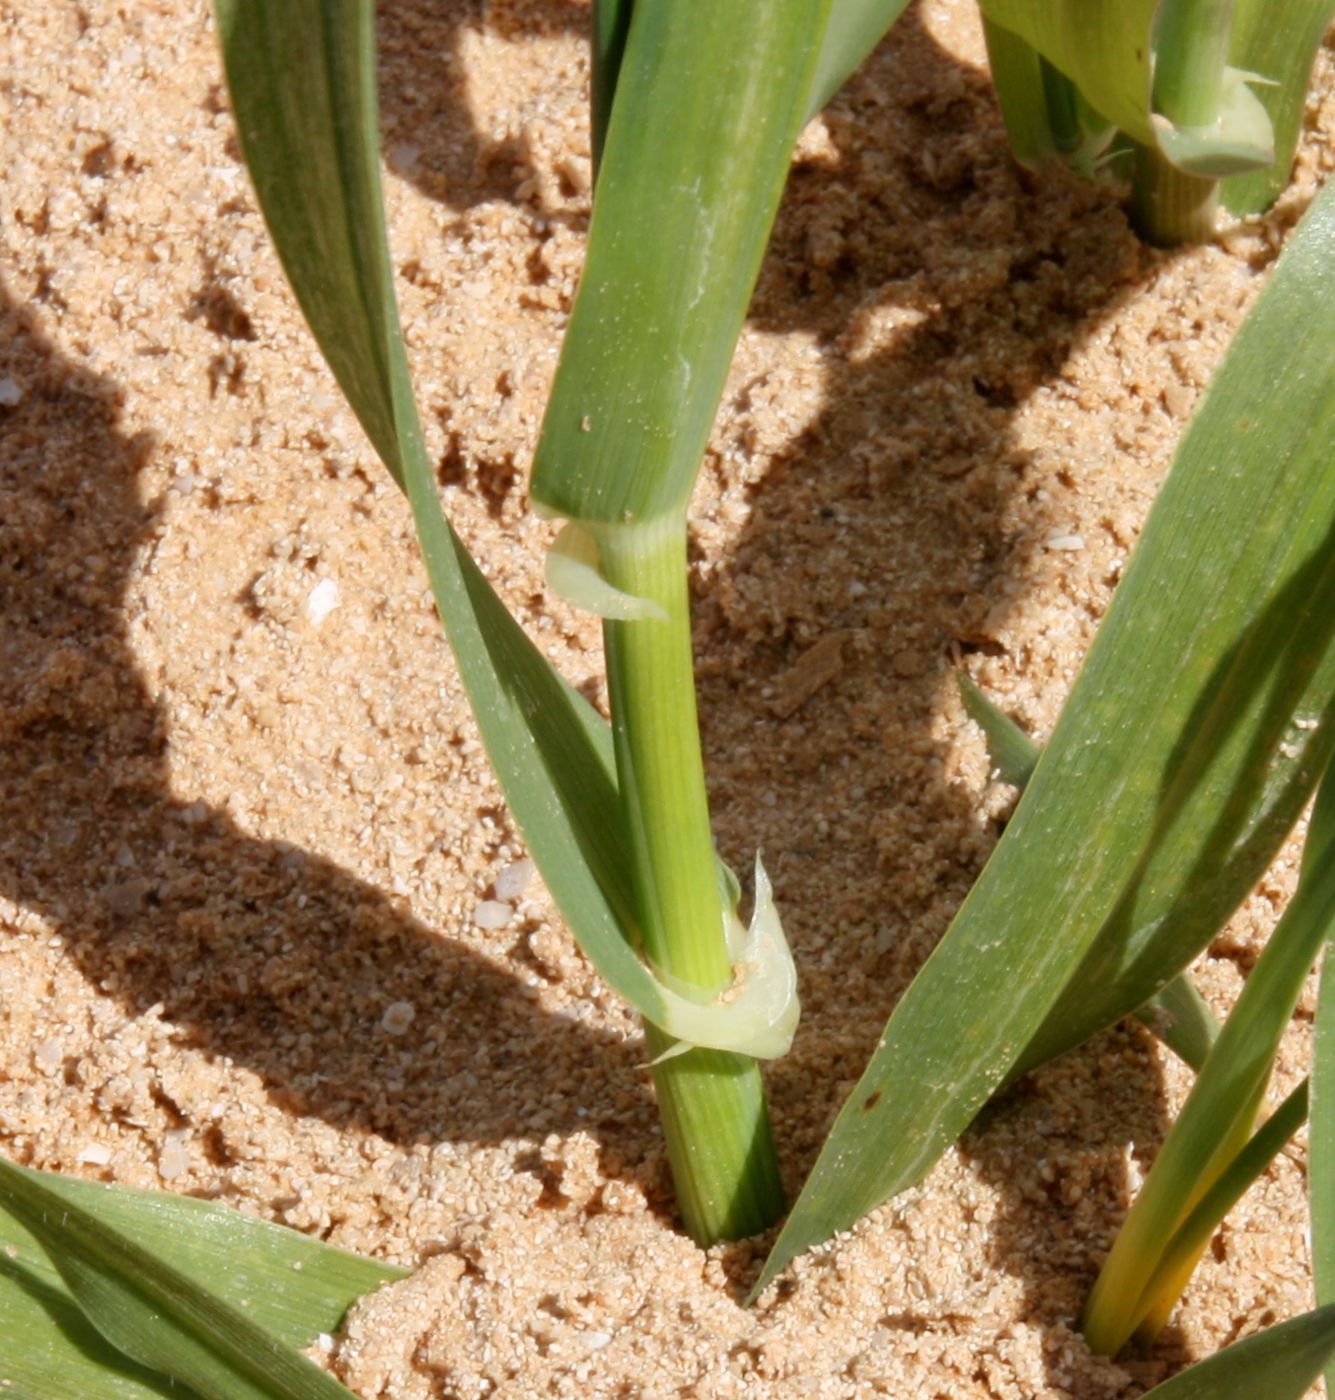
[980,15,1065,165]
[530,0,831,530]
[978,16,1119,175]
[1,1207,186,1399]
[1129,1080,1307,1350]
[1222,0,1335,214]
[1310,862,1335,1397]
[957,673,1039,788]
[958,673,1218,1070]
[754,174,1335,1298]
[1135,1304,1335,1399]
[1135,971,1220,1073]
[1019,310,1335,1077]
[0,1158,395,1398]
[1083,755,1333,1355]
[589,0,633,173]
[212,0,742,1038]
[1,1161,404,1344]
[807,0,913,117]
[976,0,1157,146]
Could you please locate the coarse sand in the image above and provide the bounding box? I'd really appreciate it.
[2,2,1333,1396]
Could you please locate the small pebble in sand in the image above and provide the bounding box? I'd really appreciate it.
[78,1142,113,1166]
[0,377,22,406]
[1044,532,1085,552]
[473,899,513,930]
[381,1001,416,1035]
[305,577,340,624]
[494,857,536,902]
[158,1131,192,1180]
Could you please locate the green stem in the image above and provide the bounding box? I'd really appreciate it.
[599,517,785,1242]
[1130,144,1221,246]
[1132,0,1235,244]
[1154,0,1235,127]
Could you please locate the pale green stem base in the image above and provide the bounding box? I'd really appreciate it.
[600,518,785,1243]
[1131,142,1219,247]
[645,1026,786,1243]
[1082,1077,1263,1356]
[1130,0,1232,247]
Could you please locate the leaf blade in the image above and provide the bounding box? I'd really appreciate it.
[1137,1305,1335,1399]
[755,172,1335,1298]
[0,1159,389,1399]
[1083,762,1335,1354]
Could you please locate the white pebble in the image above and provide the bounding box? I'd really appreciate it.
[1045,533,1085,552]
[78,1142,113,1166]
[158,1132,191,1181]
[0,377,22,406]
[305,577,340,624]
[473,899,513,930]
[381,1001,416,1035]
[315,1333,336,1354]
[494,857,536,902]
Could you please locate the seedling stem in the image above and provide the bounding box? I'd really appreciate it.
[600,516,786,1242]
[1133,0,1236,243]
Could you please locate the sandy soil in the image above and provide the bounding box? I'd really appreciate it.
[2,2,1333,1396]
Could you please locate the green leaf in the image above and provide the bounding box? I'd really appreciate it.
[1083,762,1335,1355]
[807,0,913,117]
[957,673,1040,789]
[1311,882,1335,1396]
[590,0,633,174]
[958,672,1218,1070]
[1126,1080,1307,1350]
[1222,0,1335,214]
[978,0,1155,144]
[981,15,1120,171]
[1,1223,185,1399]
[1016,219,1335,1075]
[530,0,831,530]
[754,167,1335,1300]
[0,1158,401,1398]
[1136,1304,1335,1399]
[981,15,1065,165]
[1135,970,1220,1073]
[212,0,754,1044]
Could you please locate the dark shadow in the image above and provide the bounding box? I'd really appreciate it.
[375,0,589,214]
[956,1020,1181,1393]
[682,4,1182,1373]
[0,286,661,1199]
[700,2,1167,1132]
